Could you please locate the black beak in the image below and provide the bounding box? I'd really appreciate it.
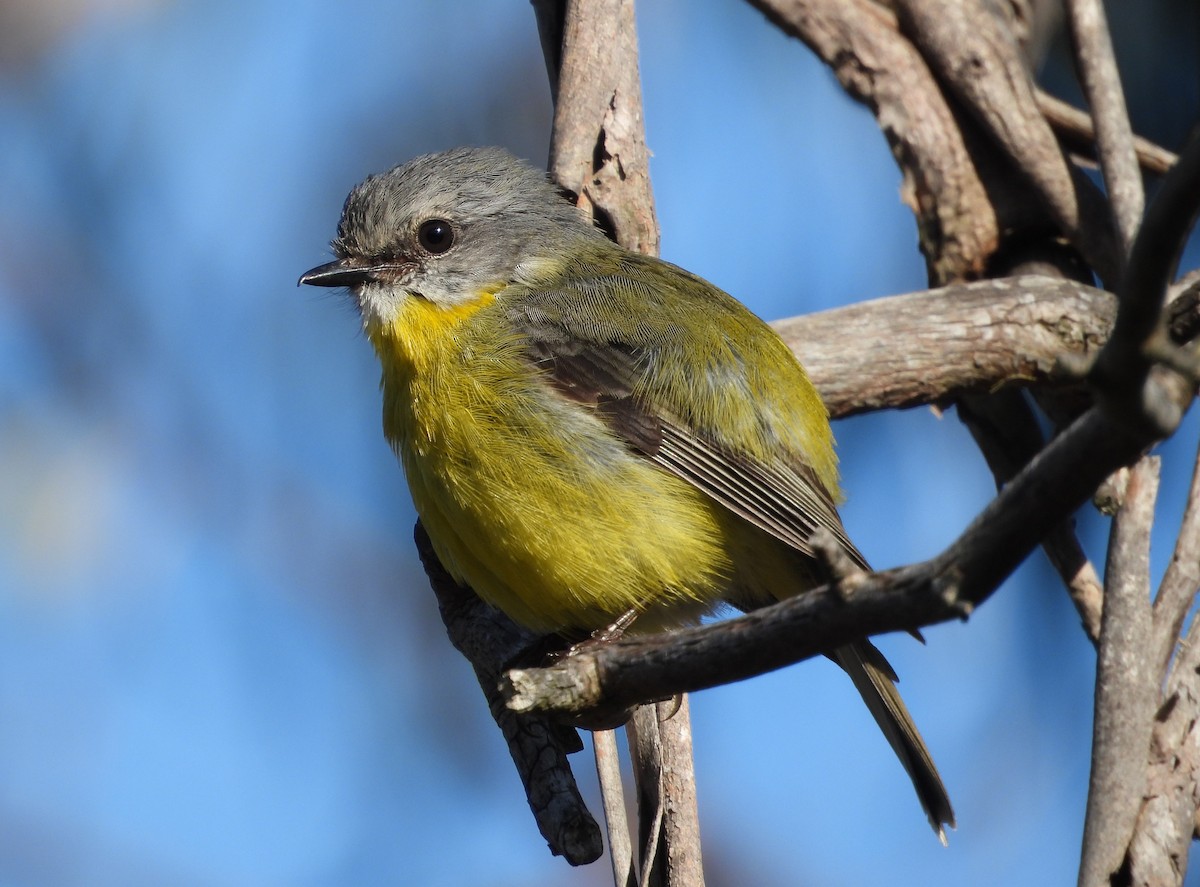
[298,259,372,288]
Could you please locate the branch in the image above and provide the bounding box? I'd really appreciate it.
[1036,89,1178,177]
[745,0,1000,282]
[1079,456,1160,887]
[594,729,637,887]
[1064,0,1144,260]
[775,268,1200,420]
[1152,434,1200,672]
[1115,435,1200,882]
[957,244,1107,642]
[957,388,1103,642]
[776,275,1113,417]
[626,699,705,887]
[414,523,603,865]
[1127,657,1200,884]
[1115,436,1200,884]
[777,277,1104,415]
[892,0,1120,284]
[541,0,659,254]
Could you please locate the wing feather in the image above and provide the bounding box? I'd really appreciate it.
[513,258,869,571]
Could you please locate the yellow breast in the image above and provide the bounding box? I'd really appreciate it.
[367,289,744,634]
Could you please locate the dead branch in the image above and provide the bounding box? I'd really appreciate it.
[414,522,602,865]
[1079,456,1160,887]
[538,0,659,254]
[1064,0,1144,258]
[594,729,637,887]
[626,699,705,887]
[779,276,1107,417]
[746,0,999,282]
[1116,435,1200,884]
[1036,89,1178,177]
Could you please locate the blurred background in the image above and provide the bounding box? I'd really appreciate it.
[1,1,1198,885]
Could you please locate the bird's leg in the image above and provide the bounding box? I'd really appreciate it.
[589,608,639,645]
[549,608,640,662]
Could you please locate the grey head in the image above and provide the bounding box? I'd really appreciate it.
[298,146,606,325]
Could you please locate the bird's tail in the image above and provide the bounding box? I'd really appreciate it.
[832,640,955,844]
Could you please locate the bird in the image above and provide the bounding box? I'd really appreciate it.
[299,145,954,840]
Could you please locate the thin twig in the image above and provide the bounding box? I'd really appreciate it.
[1036,88,1177,177]
[595,729,638,887]
[626,707,664,887]
[957,390,1103,643]
[1065,0,1144,261]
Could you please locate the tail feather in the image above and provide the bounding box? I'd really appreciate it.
[833,640,955,844]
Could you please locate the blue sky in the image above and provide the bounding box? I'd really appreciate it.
[1,2,1197,885]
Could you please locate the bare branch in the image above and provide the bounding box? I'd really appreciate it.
[774,272,1200,421]
[774,275,1116,417]
[745,0,999,282]
[892,0,1120,284]
[1126,596,1200,885]
[1111,435,1200,884]
[540,0,659,254]
[414,523,603,864]
[626,700,705,887]
[1045,533,1105,642]
[1126,671,1200,885]
[1036,89,1178,177]
[535,5,704,882]
[595,729,637,887]
[1064,0,1144,260]
[957,389,1103,642]
[1079,456,1159,887]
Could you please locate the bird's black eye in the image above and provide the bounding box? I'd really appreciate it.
[417,219,455,255]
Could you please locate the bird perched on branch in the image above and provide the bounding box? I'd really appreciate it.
[300,145,954,841]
